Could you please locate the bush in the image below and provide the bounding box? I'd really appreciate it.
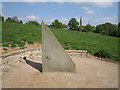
[83,24,95,32]
[94,49,111,59]
[21,38,27,42]
[51,19,63,28]
[94,22,118,37]
[17,42,25,47]
[11,44,17,48]
[3,48,8,51]
[2,43,10,47]
[28,41,33,44]
[6,17,19,23]
[25,20,40,26]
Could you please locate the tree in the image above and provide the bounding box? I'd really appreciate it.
[6,17,12,22]
[118,23,120,27]
[51,19,63,28]
[6,17,19,23]
[68,18,79,30]
[2,16,4,22]
[20,20,23,24]
[63,24,66,27]
[83,24,95,32]
[94,22,118,37]
[0,15,4,21]
[118,23,120,37]
[94,24,104,33]
[12,17,19,23]
[25,21,40,26]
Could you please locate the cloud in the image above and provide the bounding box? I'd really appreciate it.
[40,16,118,26]
[45,19,54,23]
[75,2,113,8]
[17,16,40,24]
[81,6,89,10]
[85,10,95,14]
[92,2,113,7]
[84,16,118,26]
[27,16,40,20]
[79,2,113,15]
[74,2,113,15]
[81,6,95,14]
[74,16,117,26]
[97,16,118,24]
[56,2,64,4]
[3,0,118,2]
[23,0,43,2]
[44,17,70,24]
[59,17,69,23]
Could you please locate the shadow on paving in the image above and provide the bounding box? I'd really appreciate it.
[23,57,42,72]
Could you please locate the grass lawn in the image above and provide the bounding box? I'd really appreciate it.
[2,22,119,61]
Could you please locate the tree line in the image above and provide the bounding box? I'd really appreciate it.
[0,15,40,26]
[0,15,119,37]
[50,18,119,37]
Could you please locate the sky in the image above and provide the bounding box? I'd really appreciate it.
[2,2,118,26]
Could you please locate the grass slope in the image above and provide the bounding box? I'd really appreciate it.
[2,22,119,61]
[2,22,41,42]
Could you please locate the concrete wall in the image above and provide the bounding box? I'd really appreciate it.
[1,47,88,70]
[1,47,42,68]
[42,21,76,72]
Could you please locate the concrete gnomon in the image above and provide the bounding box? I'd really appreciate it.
[42,21,75,72]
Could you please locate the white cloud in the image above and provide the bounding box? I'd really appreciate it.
[17,16,40,24]
[81,6,95,14]
[75,16,118,26]
[98,16,118,23]
[23,0,44,2]
[59,17,69,23]
[73,16,117,26]
[3,0,118,2]
[92,2,113,7]
[75,2,113,8]
[85,16,118,26]
[85,10,95,14]
[45,19,54,23]
[56,2,64,4]
[5,15,117,26]
[44,17,70,24]
[79,2,113,15]
[27,16,40,20]
[41,16,118,26]
[81,6,90,10]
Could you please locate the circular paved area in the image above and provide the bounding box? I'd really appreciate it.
[3,55,118,88]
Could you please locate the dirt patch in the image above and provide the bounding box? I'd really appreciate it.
[2,55,118,88]
[1,43,41,54]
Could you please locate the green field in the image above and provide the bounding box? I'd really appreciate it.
[2,22,119,61]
